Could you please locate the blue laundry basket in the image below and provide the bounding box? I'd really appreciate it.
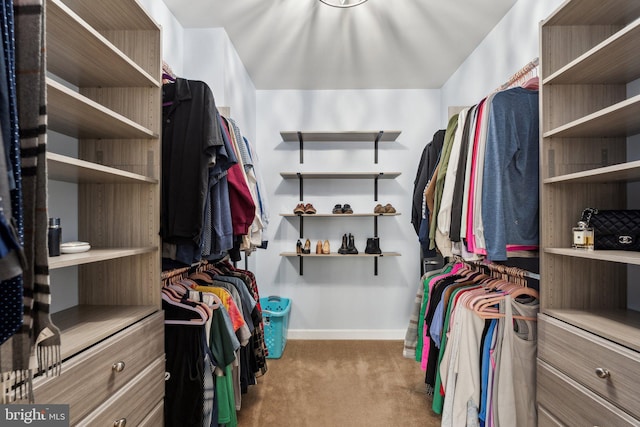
[260,296,291,359]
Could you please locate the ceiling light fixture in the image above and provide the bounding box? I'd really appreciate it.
[319,0,369,8]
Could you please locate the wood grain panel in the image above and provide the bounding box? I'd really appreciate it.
[544,0,640,26]
[101,30,162,83]
[279,252,401,257]
[79,253,159,307]
[80,87,161,133]
[46,0,156,88]
[545,19,640,84]
[538,315,640,418]
[47,79,156,140]
[32,312,163,426]
[59,0,159,31]
[138,400,164,427]
[537,406,564,427]
[47,153,158,184]
[542,136,625,179]
[76,357,165,427]
[537,359,638,426]
[48,247,157,270]
[542,83,625,132]
[541,25,621,78]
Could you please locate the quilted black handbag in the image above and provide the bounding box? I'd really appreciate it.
[583,208,640,251]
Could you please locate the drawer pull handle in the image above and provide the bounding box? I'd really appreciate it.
[113,418,126,427]
[595,368,610,379]
[112,361,126,373]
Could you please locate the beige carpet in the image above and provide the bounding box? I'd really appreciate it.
[237,340,441,427]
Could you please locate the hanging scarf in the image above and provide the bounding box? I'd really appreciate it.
[1,0,61,403]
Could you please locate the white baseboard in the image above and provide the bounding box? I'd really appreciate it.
[287,329,405,340]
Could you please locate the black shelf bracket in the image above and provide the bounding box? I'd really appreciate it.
[299,255,303,276]
[297,172,304,201]
[374,130,383,164]
[374,174,380,201]
[297,131,304,163]
[374,215,379,237]
[374,256,378,276]
[299,215,304,238]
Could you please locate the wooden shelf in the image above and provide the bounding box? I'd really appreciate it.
[544,19,640,84]
[280,130,401,142]
[544,308,640,352]
[544,0,640,25]
[543,159,640,184]
[543,93,640,138]
[52,305,158,360]
[49,247,157,270]
[544,247,640,265]
[280,172,401,179]
[47,152,158,184]
[47,78,157,140]
[60,0,159,31]
[46,0,159,88]
[280,213,401,217]
[280,252,401,257]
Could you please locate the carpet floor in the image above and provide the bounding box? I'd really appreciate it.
[237,340,441,427]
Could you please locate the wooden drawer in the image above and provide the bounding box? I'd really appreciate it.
[138,400,163,427]
[32,311,164,424]
[538,314,640,419]
[538,406,564,427]
[537,360,638,426]
[76,356,165,427]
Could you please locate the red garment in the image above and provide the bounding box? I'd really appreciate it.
[221,119,255,235]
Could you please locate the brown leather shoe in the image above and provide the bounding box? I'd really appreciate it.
[294,203,305,215]
[316,240,322,254]
[296,239,302,254]
[374,204,385,213]
[384,203,396,213]
[303,239,311,254]
[322,240,330,254]
[304,203,316,214]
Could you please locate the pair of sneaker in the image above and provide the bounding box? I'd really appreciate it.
[374,203,396,214]
[332,204,353,214]
[294,203,316,214]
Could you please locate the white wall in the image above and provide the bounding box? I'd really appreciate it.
[255,89,441,338]
[440,0,564,122]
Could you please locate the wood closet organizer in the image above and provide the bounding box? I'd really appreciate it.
[35,0,163,425]
[538,0,640,425]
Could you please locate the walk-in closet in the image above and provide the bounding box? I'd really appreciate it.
[1,0,638,425]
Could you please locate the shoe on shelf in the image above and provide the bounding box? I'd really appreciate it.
[332,204,343,214]
[365,237,382,255]
[303,238,311,254]
[342,204,353,214]
[374,204,385,214]
[347,233,359,254]
[322,240,330,254]
[294,203,305,215]
[296,239,302,254]
[304,203,317,214]
[338,233,348,254]
[384,203,396,213]
[316,240,323,254]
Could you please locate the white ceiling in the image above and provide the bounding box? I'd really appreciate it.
[162,0,517,90]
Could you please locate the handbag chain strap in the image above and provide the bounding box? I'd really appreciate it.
[581,207,598,226]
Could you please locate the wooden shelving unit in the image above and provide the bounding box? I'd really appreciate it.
[538,1,640,424]
[35,0,164,422]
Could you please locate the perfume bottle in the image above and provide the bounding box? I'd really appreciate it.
[572,220,594,250]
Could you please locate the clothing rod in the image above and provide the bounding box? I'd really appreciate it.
[496,57,539,92]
